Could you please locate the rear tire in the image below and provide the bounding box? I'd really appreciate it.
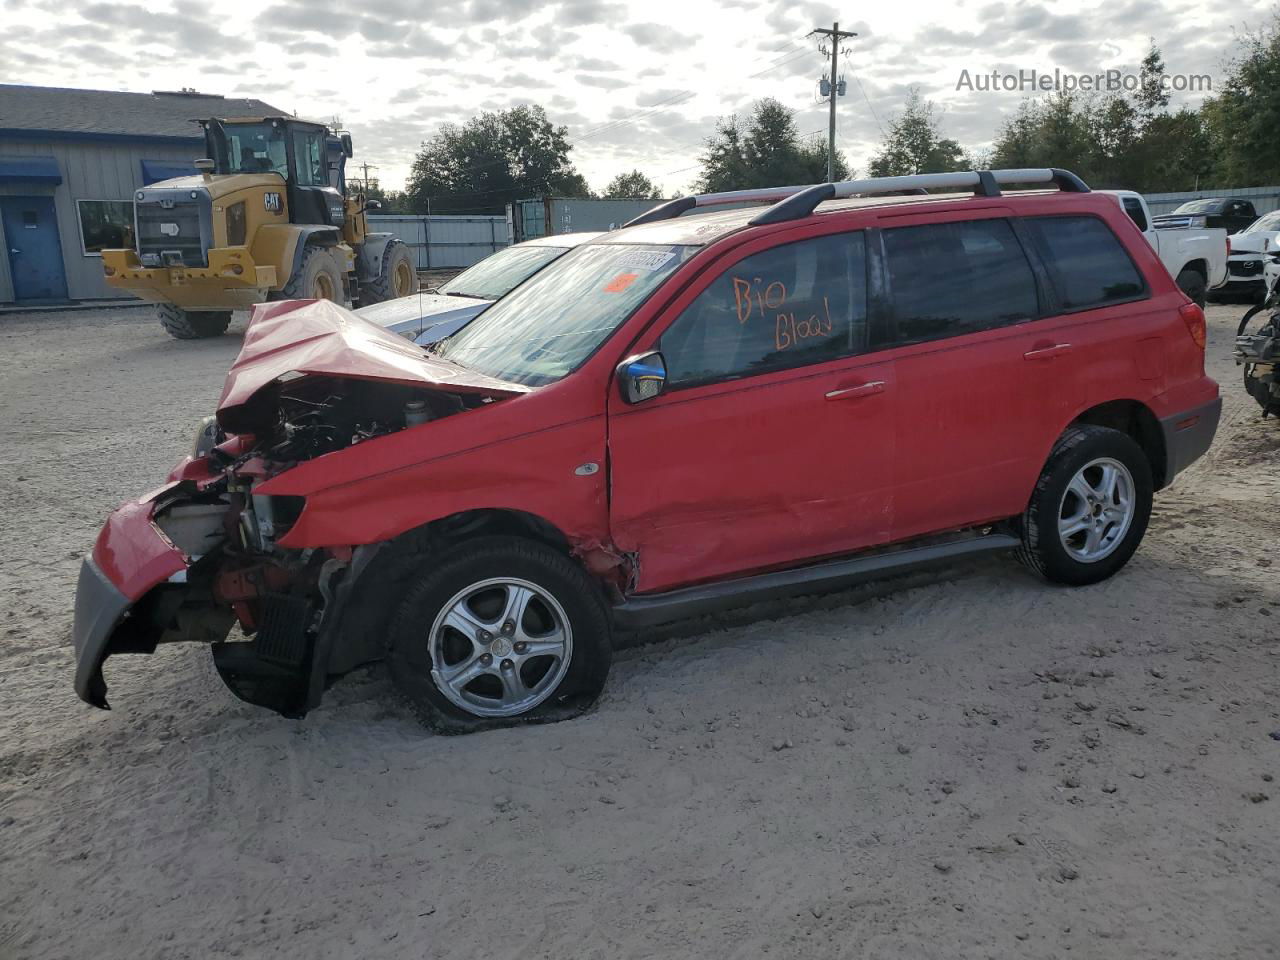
[359,239,417,305]
[157,304,231,340]
[1016,426,1153,586]
[1175,268,1207,308]
[281,245,344,303]
[387,537,612,734]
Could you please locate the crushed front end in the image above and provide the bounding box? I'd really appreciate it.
[72,299,528,716]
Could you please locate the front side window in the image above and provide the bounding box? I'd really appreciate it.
[291,129,326,186]
[438,245,569,300]
[1024,216,1145,311]
[883,218,1038,345]
[438,243,696,386]
[220,122,288,178]
[77,200,134,255]
[661,232,867,388]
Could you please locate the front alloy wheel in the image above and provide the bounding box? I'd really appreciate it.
[388,537,612,733]
[430,577,573,718]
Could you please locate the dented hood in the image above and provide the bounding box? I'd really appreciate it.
[216,299,529,432]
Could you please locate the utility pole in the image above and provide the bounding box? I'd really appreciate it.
[359,161,379,194]
[810,21,858,182]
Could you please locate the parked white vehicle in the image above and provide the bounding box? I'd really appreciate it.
[1220,210,1280,299]
[1102,190,1228,306]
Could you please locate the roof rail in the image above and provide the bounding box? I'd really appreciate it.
[622,168,1090,229]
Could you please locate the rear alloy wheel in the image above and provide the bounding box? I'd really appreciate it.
[388,537,611,734]
[1017,425,1153,586]
[156,303,231,340]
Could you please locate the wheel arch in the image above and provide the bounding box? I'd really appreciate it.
[1069,399,1168,489]
[1178,258,1208,282]
[316,507,617,684]
[356,232,397,281]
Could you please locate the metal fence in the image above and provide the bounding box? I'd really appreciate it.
[366,214,508,269]
[1144,186,1280,217]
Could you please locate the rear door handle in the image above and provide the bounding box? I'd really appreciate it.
[825,380,886,401]
[1023,343,1073,361]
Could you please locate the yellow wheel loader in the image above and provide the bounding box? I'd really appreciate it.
[102,117,418,339]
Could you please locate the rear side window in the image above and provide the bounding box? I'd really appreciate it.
[882,218,1038,345]
[661,232,867,387]
[1024,216,1145,311]
[1121,197,1148,231]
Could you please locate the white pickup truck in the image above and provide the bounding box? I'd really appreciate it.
[1101,190,1229,306]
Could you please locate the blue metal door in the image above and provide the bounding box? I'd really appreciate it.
[2,197,68,302]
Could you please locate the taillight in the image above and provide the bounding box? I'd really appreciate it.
[1179,301,1206,349]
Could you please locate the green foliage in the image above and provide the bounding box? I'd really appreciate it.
[405,105,591,214]
[868,89,968,176]
[604,170,662,198]
[1202,12,1280,187]
[697,98,850,191]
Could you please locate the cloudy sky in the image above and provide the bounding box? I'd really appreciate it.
[4,0,1276,199]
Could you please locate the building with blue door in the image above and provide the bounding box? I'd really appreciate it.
[0,84,283,305]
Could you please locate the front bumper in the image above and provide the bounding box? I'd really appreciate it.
[72,558,132,708]
[71,488,190,709]
[1159,395,1222,482]
[102,247,277,310]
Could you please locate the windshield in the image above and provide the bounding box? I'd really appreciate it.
[1246,211,1280,233]
[438,245,569,300]
[437,243,696,386]
[1174,199,1220,214]
[216,122,289,177]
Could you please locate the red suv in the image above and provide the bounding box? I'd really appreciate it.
[73,168,1220,733]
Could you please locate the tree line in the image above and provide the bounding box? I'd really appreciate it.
[377,14,1280,214]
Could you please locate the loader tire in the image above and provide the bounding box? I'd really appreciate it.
[282,245,344,303]
[157,304,231,340]
[360,239,417,305]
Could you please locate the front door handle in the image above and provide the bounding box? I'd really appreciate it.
[1024,343,1073,361]
[9,248,18,255]
[825,380,886,401]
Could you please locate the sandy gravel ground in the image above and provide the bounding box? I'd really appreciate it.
[1,302,1278,960]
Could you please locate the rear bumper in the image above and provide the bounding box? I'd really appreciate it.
[1159,395,1221,482]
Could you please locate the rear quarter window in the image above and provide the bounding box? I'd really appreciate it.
[1023,216,1146,312]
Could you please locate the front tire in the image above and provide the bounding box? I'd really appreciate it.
[359,239,418,305]
[157,304,231,340]
[281,245,344,302]
[1017,426,1153,586]
[387,537,612,734]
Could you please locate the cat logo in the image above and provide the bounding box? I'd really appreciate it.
[263,192,283,213]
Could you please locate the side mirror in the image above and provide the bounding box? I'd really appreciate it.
[341,134,354,158]
[362,199,382,213]
[616,351,667,404]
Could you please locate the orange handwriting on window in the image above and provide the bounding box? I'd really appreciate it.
[731,276,787,324]
[775,296,834,351]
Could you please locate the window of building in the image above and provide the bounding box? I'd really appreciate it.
[660,232,868,388]
[77,200,134,256]
[1023,216,1146,311]
[881,218,1039,346]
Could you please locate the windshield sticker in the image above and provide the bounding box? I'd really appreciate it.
[603,273,639,293]
[614,250,676,272]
